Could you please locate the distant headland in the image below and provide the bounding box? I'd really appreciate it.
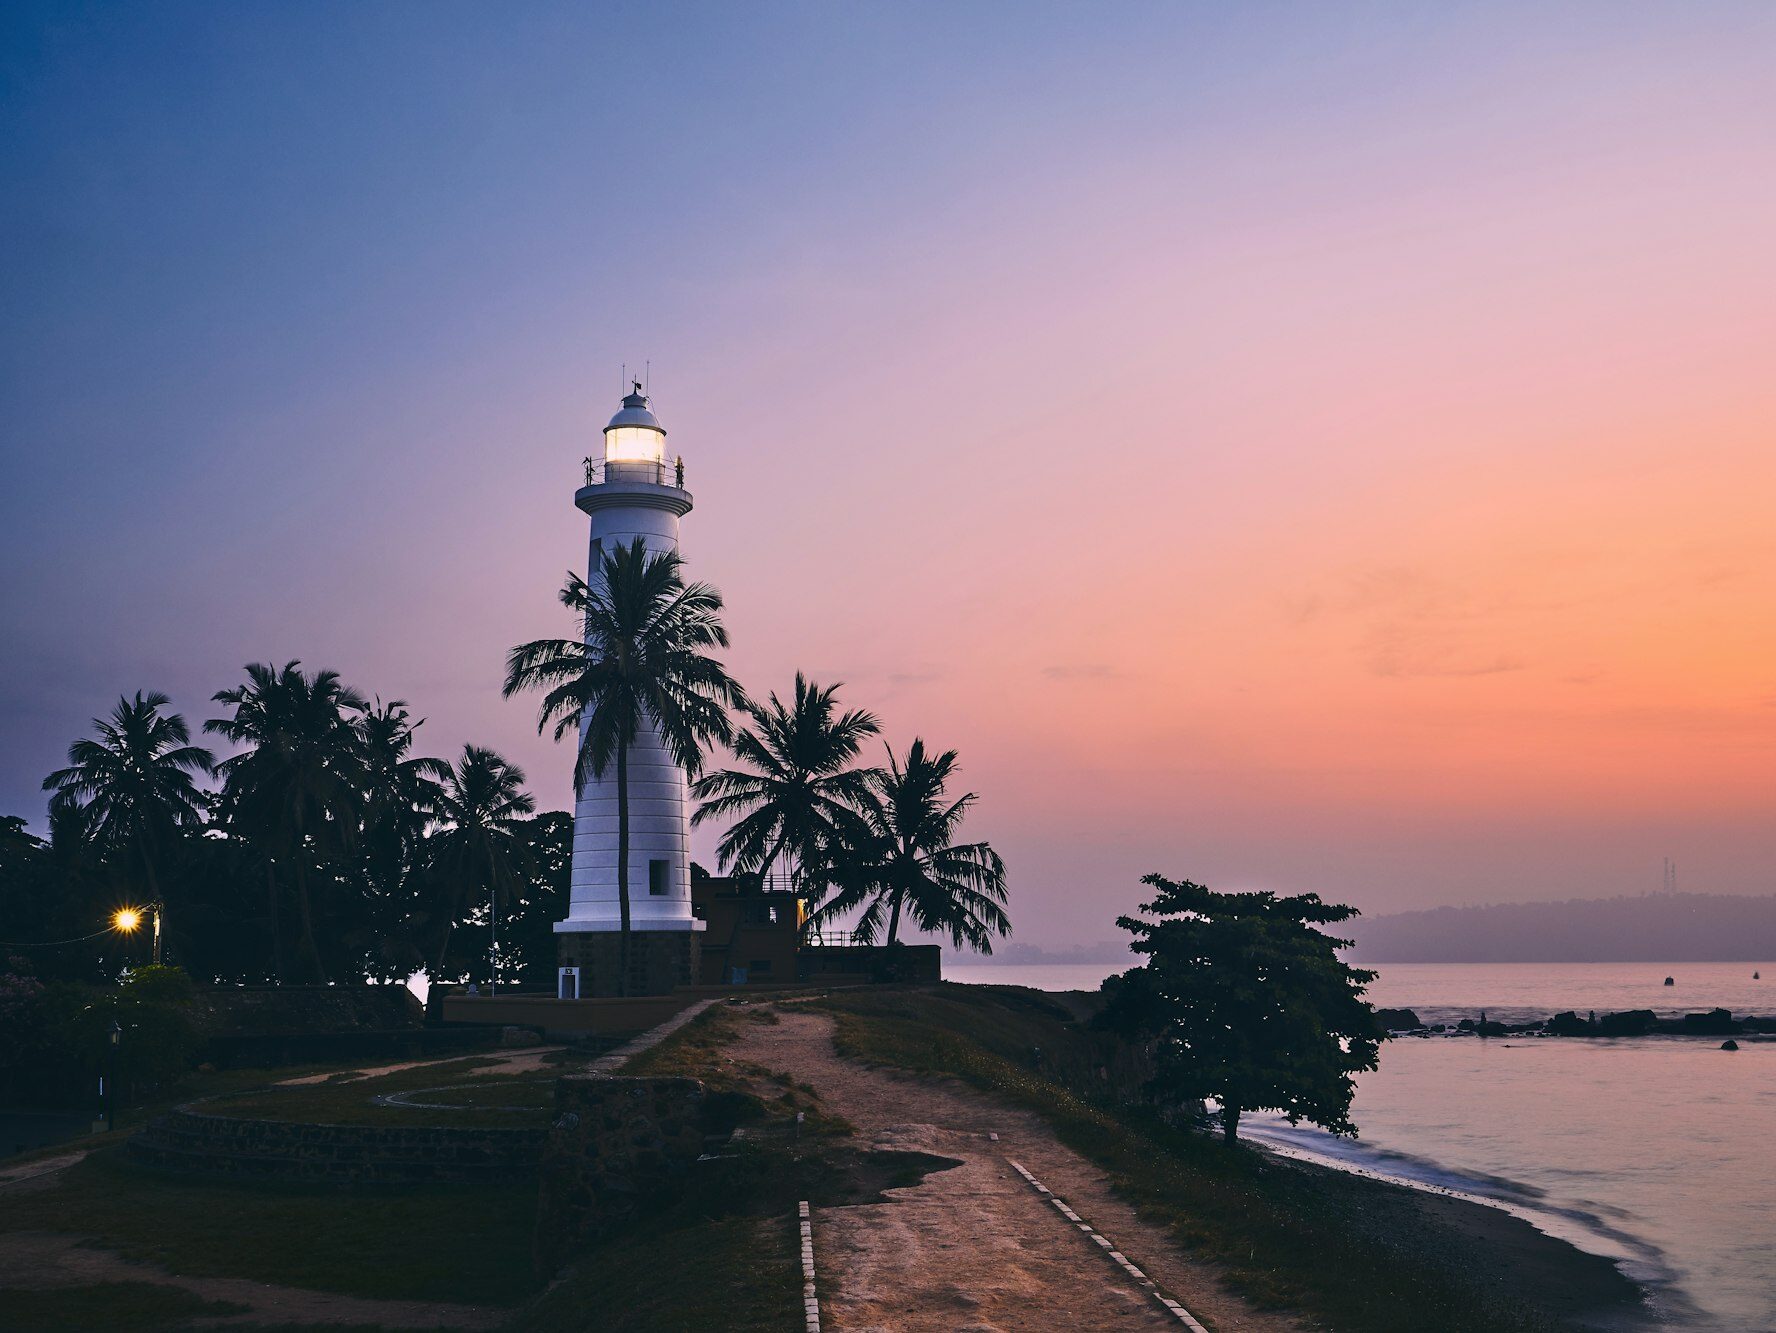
[1344,891,1776,963]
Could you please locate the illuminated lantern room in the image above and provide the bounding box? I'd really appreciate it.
[604,381,667,465]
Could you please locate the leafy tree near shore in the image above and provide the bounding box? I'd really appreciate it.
[1101,874,1382,1145]
[690,673,881,917]
[504,539,743,994]
[812,739,1010,952]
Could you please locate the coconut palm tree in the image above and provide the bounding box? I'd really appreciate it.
[690,673,880,914]
[42,692,214,951]
[355,700,449,978]
[424,745,536,987]
[206,662,368,983]
[503,538,743,993]
[811,739,1010,953]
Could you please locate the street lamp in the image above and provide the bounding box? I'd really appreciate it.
[111,903,163,965]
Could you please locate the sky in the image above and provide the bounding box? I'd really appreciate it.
[4,3,1776,950]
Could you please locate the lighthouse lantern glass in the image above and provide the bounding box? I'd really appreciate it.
[605,425,666,464]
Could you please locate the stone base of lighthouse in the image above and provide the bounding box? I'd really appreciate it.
[556,928,701,999]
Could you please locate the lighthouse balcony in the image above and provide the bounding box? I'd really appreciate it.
[580,456,686,490]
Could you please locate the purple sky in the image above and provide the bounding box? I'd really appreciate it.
[6,3,1776,949]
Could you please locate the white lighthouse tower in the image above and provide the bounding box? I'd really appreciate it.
[554,382,704,998]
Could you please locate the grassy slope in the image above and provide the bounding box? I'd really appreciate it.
[818,984,1624,1333]
[508,1003,817,1332]
[517,1213,800,1333]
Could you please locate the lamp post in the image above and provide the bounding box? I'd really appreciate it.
[110,903,163,966]
[96,1018,121,1133]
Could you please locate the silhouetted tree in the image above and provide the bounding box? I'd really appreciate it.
[812,739,1009,952]
[1101,875,1383,1144]
[425,745,535,986]
[207,662,368,982]
[691,673,880,917]
[355,700,448,979]
[504,539,742,994]
[41,692,214,955]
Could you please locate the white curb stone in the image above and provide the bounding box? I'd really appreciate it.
[1005,1159,1212,1332]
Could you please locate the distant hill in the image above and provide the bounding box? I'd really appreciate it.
[1344,892,1776,963]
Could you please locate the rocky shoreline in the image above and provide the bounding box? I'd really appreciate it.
[1375,1005,1776,1041]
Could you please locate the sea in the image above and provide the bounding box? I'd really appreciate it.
[947,960,1776,1331]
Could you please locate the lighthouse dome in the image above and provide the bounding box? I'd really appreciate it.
[605,384,665,435]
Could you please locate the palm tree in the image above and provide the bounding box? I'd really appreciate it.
[206,662,368,983]
[812,739,1011,953]
[356,700,449,978]
[690,673,880,915]
[425,745,535,987]
[504,538,743,993]
[42,692,214,954]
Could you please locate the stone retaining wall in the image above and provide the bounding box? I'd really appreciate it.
[534,1074,708,1273]
[127,1106,546,1185]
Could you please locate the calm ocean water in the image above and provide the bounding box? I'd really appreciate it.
[950,960,1776,1330]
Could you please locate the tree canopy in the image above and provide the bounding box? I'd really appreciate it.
[1101,874,1382,1144]
[810,739,1010,953]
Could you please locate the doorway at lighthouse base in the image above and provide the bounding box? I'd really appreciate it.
[556,929,701,998]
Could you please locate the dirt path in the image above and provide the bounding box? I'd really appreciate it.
[0,1230,501,1329]
[728,1008,1300,1333]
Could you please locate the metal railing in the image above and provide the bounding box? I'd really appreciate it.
[580,456,686,489]
[804,928,869,949]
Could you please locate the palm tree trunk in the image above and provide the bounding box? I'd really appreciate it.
[266,857,283,984]
[295,856,328,984]
[616,739,631,998]
[885,887,904,947]
[487,843,499,994]
[1221,1102,1241,1145]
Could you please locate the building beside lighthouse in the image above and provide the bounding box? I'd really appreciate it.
[554,383,703,998]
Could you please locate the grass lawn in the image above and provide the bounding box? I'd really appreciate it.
[1,1146,542,1306]
[817,985,1606,1333]
[199,1055,552,1126]
[516,1212,800,1332]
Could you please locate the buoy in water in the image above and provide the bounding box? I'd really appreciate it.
[1664,976,1675,986]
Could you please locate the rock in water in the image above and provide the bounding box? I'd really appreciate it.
[1664,976,1675,986]
[1721,1039,1740,1051]
[1597,1009,1658,1037]
[1374,1007,1423,1032]
[1681,1008,1740,1036]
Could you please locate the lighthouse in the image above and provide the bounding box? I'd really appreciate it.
[554,383,703,998]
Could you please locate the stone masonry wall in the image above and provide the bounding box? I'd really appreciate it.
[127,1106,546,1185]
[534,1073,707,1274]
[556,929,700,997]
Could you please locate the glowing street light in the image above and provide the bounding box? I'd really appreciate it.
[110,904,162,964]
